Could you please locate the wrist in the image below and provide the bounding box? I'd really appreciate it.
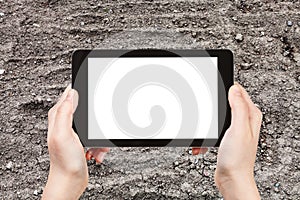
[42,168,88,200]
[215,173,260,200]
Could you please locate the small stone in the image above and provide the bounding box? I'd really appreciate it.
[232,16,237,21]
[274,182,280,187]
[240,63,252,70]
[286,20,293,27]
[190,8,196,12]
[174,161,179,166]
[0,12,4,17]
[203,169,210,177]
[33,23,40,27]
[6,128,15,133]
[46,98,52,102]
[6,161,13,170]
[181,182,191,191]
[80,21,85,26]
[235,33,243,42]
[293,53,300,63]
[33,190,38,196]
[35,96,42,103]
[201,191,208,196]
[0,69,5,74]
[191,32,197,38]
[283,51,290,57]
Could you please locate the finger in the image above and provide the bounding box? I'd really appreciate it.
[192,147,208,155]
[53,89,75,136]
[95,152,107,164]
[228,84,251,133]
[236,83,262,136]
[48,85,71,131]
[73,89,79,113]
[86,148,110,160]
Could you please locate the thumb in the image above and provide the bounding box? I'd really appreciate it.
[54,89,76,133]
[228,84,250,130]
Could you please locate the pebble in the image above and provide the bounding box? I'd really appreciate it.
[283,51,290,57]
[174,161,179,166]
[80,21,85,26]
[181,182,191,191]
[6,128,15,133]
[33,190,38,196]
[32,23,40,27]
[240,63,252,70]
[6,161,13,170]
[203,169,210,177]
[35,96,43,103]
[274,182,280,187]
[235,33,243,42]
[286,20,293,27]
[293,53,300,63]
[0,12,4,16]
[191,32,197,38]
[201,191,208,196]
[0,69,5,74]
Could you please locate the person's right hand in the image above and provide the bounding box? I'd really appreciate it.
[194,83,262,199]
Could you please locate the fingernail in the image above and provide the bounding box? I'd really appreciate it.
[66,89,74,101]
[231,85,242,96]
[86,151,92,160]
[96,153,106,163]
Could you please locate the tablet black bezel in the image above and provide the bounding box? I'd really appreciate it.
[72,49,233,147]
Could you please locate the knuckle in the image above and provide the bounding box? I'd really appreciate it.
[56,101,72,116]
[48,108,54,118]
[255,107,263,121]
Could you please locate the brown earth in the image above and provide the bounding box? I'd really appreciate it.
[0,0,299,199]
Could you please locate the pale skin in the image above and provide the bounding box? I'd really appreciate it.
[43,83,262,200]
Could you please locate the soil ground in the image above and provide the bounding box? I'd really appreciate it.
[0,0,299,199]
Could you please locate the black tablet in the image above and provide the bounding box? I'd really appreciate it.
[72,49,233,147]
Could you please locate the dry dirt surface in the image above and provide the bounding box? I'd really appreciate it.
[0,0,300,199]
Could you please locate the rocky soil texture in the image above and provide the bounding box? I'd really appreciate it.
[0,0,299,199]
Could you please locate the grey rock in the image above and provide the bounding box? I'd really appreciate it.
[235,33,243,42]
[240,63,252,70]
[283,51,290,57]
[286,20,293,27]
[6,161,13,170]
[33,190,38,196]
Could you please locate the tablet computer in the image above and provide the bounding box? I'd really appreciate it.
[72,49,233,147]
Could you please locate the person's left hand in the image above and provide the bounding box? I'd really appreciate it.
[43,86,108,200]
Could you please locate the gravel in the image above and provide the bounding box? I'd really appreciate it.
[235,33,244,42]
[0,0,299,199]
